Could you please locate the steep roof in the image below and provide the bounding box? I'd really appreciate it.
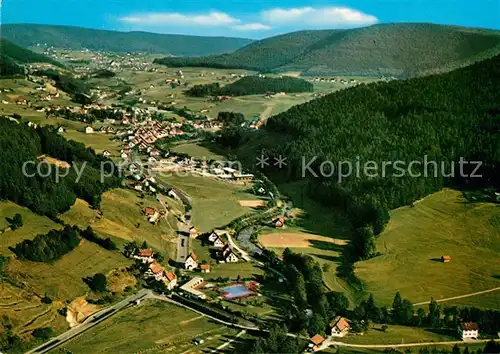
[165,271,176,281]
[187,253,198,262]
[149,262,163,274]
[310,334,325,345]
[461,322,479,331]
[331,317,350,331]
[138,249,154,257]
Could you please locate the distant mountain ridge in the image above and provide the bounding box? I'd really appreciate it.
[0,24,254,56]
[155,23,500,77]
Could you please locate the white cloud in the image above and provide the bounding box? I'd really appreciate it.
[261,6,378,27]
[232,23,272,31]
[120,11,239,27]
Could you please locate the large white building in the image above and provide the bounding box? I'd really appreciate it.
[459,322,479,340]
[180,277,206,300]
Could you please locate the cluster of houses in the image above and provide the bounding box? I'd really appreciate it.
[309,77,359,85]
[132,249,178,290]
[143,207,162,224]
[207,231,240,263]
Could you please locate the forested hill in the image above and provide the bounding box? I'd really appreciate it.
[1,24,253,56]
[155,23,500,77]
[0,38,63,76]
[0,119,120,218]
[247,54,500,260]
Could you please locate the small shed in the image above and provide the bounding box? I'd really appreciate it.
[441,255,451,263]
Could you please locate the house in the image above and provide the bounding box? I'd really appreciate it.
[143,207,156,216]
[309,334,326,351]
[57,126,65,133]
[147,262,165,281]
[221,245,239,263]
[149,211,160,224]
[273,216,285,228]
[212,235,225,248]
[103,150,111,157]
[459,322,479,340]
[193,338,204,345]
[441,255,452,263]
[208,231,219,243]
[330,316,350,337]
[85,126,94,134]
[149,148,161,156]
[200,264,211,273]
[133,249,155,264]
[164,271,177,290]
[185,253,198,270]
[167,189,179,200]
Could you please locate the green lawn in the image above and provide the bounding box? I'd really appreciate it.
[6,240,131,301]
[0,201,61,256]
[267,181,353,298]
[62,130,122,155]
[0,282,68,338]
[356,189,500,308]
[159,174,259,232]
[172,142,225,161]
[340,325,456,345]
[62,189,181,259]
[60,300,235,354]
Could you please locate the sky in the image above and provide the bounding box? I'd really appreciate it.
[1,0,499,39]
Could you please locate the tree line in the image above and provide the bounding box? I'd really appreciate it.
[33,69,93,104]
[10,225,80,262]
[257,248,500,353]
[186,76,313,97]
[10,225,118,262]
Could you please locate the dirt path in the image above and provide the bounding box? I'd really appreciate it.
[260,104,275,122]
[329,339,499,350]
[413,287,500,306]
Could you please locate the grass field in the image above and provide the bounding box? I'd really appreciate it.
[61,189,182,258]
[356,189,500,308]
[0,201,61,255]
[6,240,131,301]
[0,282,68,338]
[62,130,122,155]
[172,142,225,161]
[60,300,237,354]
[159,174,260,232]
[264,181,353,297]
[340,325,456,345]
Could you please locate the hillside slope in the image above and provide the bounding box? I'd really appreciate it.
[155,23,500,77]
[234,54,500,263]
[1,24,254,56]
[0,38,63,76]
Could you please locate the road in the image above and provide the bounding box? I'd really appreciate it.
[328,338,500,350]
[226,233,251,261]
[154,178,192,265]
[27,289,151,354]
[211,329,246,353]
[413,287,500,306]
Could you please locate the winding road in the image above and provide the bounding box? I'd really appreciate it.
[27,289,151,354]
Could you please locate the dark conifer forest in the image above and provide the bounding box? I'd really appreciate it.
[253,55,500,261]
[0,120,120,218]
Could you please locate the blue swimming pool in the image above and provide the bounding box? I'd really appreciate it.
[221,284,255,299]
